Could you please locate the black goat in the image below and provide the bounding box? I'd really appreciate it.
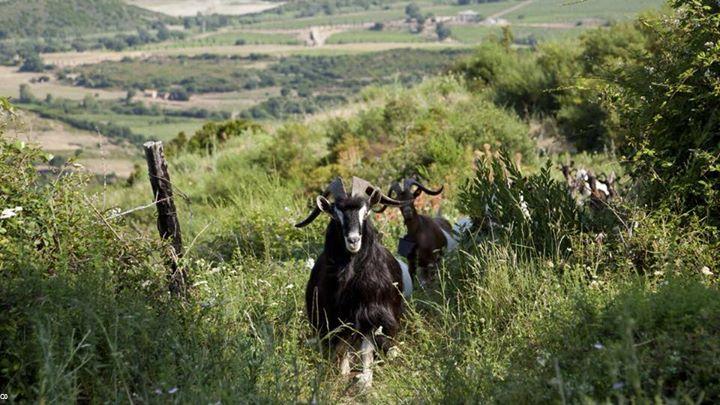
[295,177,411,388]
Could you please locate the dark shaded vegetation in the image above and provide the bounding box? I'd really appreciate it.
[0,0,170,39]
[0,0,185,64]
[605,0,720,226]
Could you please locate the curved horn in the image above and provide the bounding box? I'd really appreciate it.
[379,192,412,207]
[295,208,322,228]
[295,177,346,228]
[373,183,402,213]
[407,179,444,196]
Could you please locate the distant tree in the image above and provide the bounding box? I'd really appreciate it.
[169,88,190,101]
[71,39,88,52]
[502,25,514,51]
[370,22,384,31]
[44,93,53,104]
[19,52,45,72]
[157,24,171,41]
[18,84,35,103]
[125,89,136,104]
[82,94,99,111]
[405,3,422,21]
[436,22,452,41]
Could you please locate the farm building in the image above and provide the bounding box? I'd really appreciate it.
[457,10,481,23]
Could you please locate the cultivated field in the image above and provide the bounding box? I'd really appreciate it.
[0,66,125,102]
[6,110,138,177]
[125,0,282,16]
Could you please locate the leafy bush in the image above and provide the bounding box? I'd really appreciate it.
[454,42,559,117]
[18,52,45,72]
[458,152,581,256]
[167,119,261,155]
[602,0,720,225]
[253,122,325,183]
[453,24,650,151]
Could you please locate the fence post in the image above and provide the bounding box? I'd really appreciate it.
[144,141,186,296]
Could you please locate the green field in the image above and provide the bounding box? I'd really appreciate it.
[249,1,514,29]
[68,55,272,93]
[451,24,588,43]
[161,31,302,48]
[326,29,428,44]
[505,0,666,23]
[79,113,207,141]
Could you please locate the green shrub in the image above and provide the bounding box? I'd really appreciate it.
[167,119,261,155]
[458,152,581,256]
[254,122,325,183]
[454,42,559,117]
[603,0,720,226]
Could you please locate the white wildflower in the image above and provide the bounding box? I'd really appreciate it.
[154,388,162,395]
[305,258,315,270]
[167,387,178,394]
[593,342,605,350]
[705,41,715,48]
[519,194,531,220]
[0,206,22,219]
[700,266,713,276]
[285,283,294,289]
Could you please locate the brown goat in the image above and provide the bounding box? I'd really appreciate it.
[378,178,458,288]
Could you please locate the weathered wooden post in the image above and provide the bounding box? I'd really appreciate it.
[144,141,186,296]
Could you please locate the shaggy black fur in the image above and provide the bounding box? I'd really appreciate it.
[305,197,404,351]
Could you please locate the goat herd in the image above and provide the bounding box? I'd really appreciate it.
[295,164,618,390]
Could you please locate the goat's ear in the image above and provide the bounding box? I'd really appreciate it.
[316,196,332,213]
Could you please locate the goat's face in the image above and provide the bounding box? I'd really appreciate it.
[317,196,372,254]
[393,188,417,219]
[382,178,444,220]
[296,177,411,250]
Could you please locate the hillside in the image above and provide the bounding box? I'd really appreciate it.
[0,0,171,39]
